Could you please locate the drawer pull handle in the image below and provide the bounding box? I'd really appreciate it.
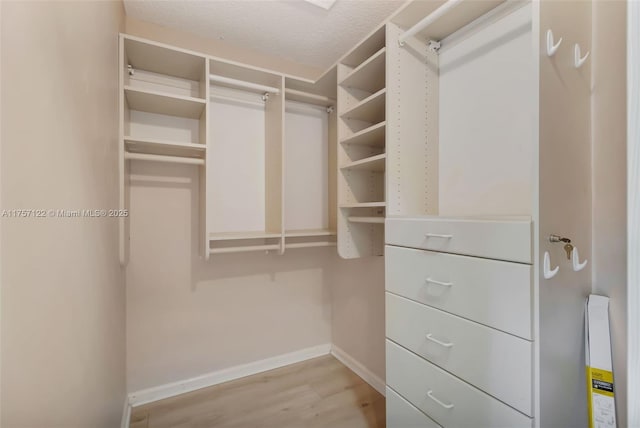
[425,233,453,239]
[425,278,453,287]
[427,390,455,409]
[426,334,454,348]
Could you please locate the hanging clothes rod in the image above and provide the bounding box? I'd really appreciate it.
[209,74,280,95]
[284,88,335,105]
[398,0,465,46]
[125,152,204,165]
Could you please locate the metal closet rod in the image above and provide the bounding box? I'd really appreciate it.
[398,0,464,45]
[209,74,280,95]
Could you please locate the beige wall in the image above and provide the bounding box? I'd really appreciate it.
[1,1,126,427]
[126,161,385,391]
[125,17,323,81]
[591,1,627,426]
[127,162,334,391]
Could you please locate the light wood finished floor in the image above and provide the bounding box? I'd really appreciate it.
[130,355,385,428]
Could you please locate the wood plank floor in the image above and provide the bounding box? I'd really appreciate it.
[130,355,386,428]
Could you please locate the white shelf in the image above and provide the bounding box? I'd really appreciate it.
[209,232,281,241]
[340,121,386,147]
[124,36,206,81]
[209,244,280,254]
[339,202,386,209]
[340,154,386,172]
[124,136,205,158]
[285,229,336,238]
[286,242,337,249]
[339,47,386,94]
[340,88,386,123]
[124,86,206,119]
[341,26,386,68]
[348,216,385,224]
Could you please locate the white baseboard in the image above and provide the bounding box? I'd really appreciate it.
[121,396,131,428]
[330,345,386,396]
[128,343,332,407]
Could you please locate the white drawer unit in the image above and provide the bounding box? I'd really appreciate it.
[386,293,533,415]
[385,216,532,264]
[387,387,442,428]
[386,340,533,428]
[385,245,533,339]
[385,215,536,427]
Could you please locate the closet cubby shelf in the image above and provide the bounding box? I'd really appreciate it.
[340,88,385,123]
[340,153,386,172]
[340,121,386,147]
[124,86,206,119]
[285,229,336,238]
[124,136,206,158]
[347,216,385,224]
[209,232,281,241]
[339,202,386,209]
[339,47,386,94]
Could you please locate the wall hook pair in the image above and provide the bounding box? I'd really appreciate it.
[546,29,590,69]
[543,247,588,280]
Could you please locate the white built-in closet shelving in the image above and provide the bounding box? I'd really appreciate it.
[119,35,337,263]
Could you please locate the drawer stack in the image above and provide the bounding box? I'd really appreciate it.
[385,217,534,428]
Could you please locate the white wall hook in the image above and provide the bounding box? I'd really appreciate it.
[571,247,588,271]
[546,29,562,57]
[544,251,559,279]
[574,44,590,68]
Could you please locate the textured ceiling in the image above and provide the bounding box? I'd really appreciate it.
[123,0,406,70]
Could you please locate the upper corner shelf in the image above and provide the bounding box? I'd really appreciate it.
[340,153,386,172]
[339,47,386,94]
[124,86,206,119]
[124,37,206,82]
[340,26,386,69]
[340,121,386,147]
[340,88,386,123]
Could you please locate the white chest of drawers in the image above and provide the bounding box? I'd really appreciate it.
[385,216,534,428]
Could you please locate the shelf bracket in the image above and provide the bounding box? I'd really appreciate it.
[262,92,270,102]
[326,106,335,114]
[127,64,134,76]
[428,40,441,54]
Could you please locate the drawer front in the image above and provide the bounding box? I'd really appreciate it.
[386,340,533,428]
[385,245,532,339]
[385,217,532,263]
[387,387,441,428]
[386,293,533,415]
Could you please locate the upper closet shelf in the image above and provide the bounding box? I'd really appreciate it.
[340,153,386,172]
[339,47,386,94]
[124,87,206,119]
[124,137,205,158]
[341,88,386,123]
[340,121,386,147]
[124,37,206,82]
